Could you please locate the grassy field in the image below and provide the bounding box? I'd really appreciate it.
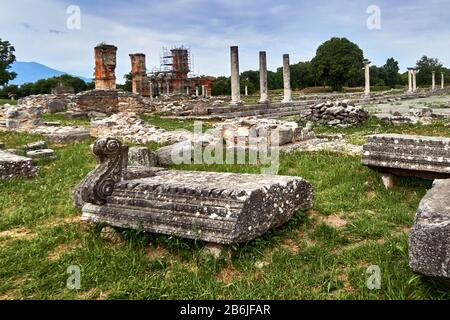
[0,99,17,106]
[1,118,450,300]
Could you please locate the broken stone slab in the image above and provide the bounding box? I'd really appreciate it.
[26,149,57,160]
[24,140,48,152]
[362,134,450,186]
[44,130,91,143]
[0,150,37,180]
[74,137,314,244]
[47,100,66,113]
[409,179,450,287]
[128,147,157,168]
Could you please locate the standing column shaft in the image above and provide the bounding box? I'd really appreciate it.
[364,60,371,96]
[408,69,413,93]
[413,70,417,92]
[149,81,153,101]
[442,72,445,89]
[195,86,199,97]
[432,71,436,91]
[282,54,292,103]
[230,46,241,105]
[259,51,268,104]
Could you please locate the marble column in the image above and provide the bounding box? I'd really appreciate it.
[281,54,292,103]
[258,51,268,104]
[407,68,413,93]
[230,46,241,105]
[442,72,445,89]
[432,71,436,91]
[363,59,371,97]
[245,85,248,96]
[412,69,417,92]
[195,86,199,97]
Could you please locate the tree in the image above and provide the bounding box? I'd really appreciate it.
[312,37,364,91]
[120,73,132,92]
[382,58,400,87]
[0,38,17,86]
[211,77,231,96]
[415,55,444,86]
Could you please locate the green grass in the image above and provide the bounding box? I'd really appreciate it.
[141,114,214,132]
[0,99,17,106]
[42,113,91,127]
[0,121,449,300]
[312,117,450,145]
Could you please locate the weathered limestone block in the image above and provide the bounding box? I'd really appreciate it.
[362,134,450,180]
[74,137,314,244]
[0,150,37,180]
[47,100,67,113]
[26,149,57,160]
[156,141,194,166]
[128,147,157,168]
[24,140,48,152]
[409,179,450,287]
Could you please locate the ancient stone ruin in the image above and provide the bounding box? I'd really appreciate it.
[362,134,450,188]
[0,149,37,180]
[361,133,450,286]
[73,137,314,244]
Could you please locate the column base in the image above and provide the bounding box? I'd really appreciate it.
[281,99,293,104]
[380,173,396,190]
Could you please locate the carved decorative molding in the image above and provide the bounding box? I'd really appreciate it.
[79,137,128,205]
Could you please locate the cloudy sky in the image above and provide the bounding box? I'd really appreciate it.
[1,0,450,83]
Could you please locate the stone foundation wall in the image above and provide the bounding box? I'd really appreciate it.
[18,94,71,113]
[17,90,155,116]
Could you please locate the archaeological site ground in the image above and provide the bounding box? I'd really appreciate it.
[2,1,450,304]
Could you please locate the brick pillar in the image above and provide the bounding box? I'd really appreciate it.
[129,53,150,96]
[94,44,118,90]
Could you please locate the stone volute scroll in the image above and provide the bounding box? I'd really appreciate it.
[79,137,128,205]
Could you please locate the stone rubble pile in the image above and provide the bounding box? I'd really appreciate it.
[213,117,315,147]
[90,112,204,145]
[0,103,44,129]
[376,107,446,125]
[17,94,71,113]
[301,100,369,127]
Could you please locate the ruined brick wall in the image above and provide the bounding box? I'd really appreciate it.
[68,90,155,115]
[94,44,117,90]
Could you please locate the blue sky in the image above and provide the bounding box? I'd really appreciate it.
[1,0,450,83]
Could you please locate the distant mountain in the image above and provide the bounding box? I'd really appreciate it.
[9,61,92,85]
